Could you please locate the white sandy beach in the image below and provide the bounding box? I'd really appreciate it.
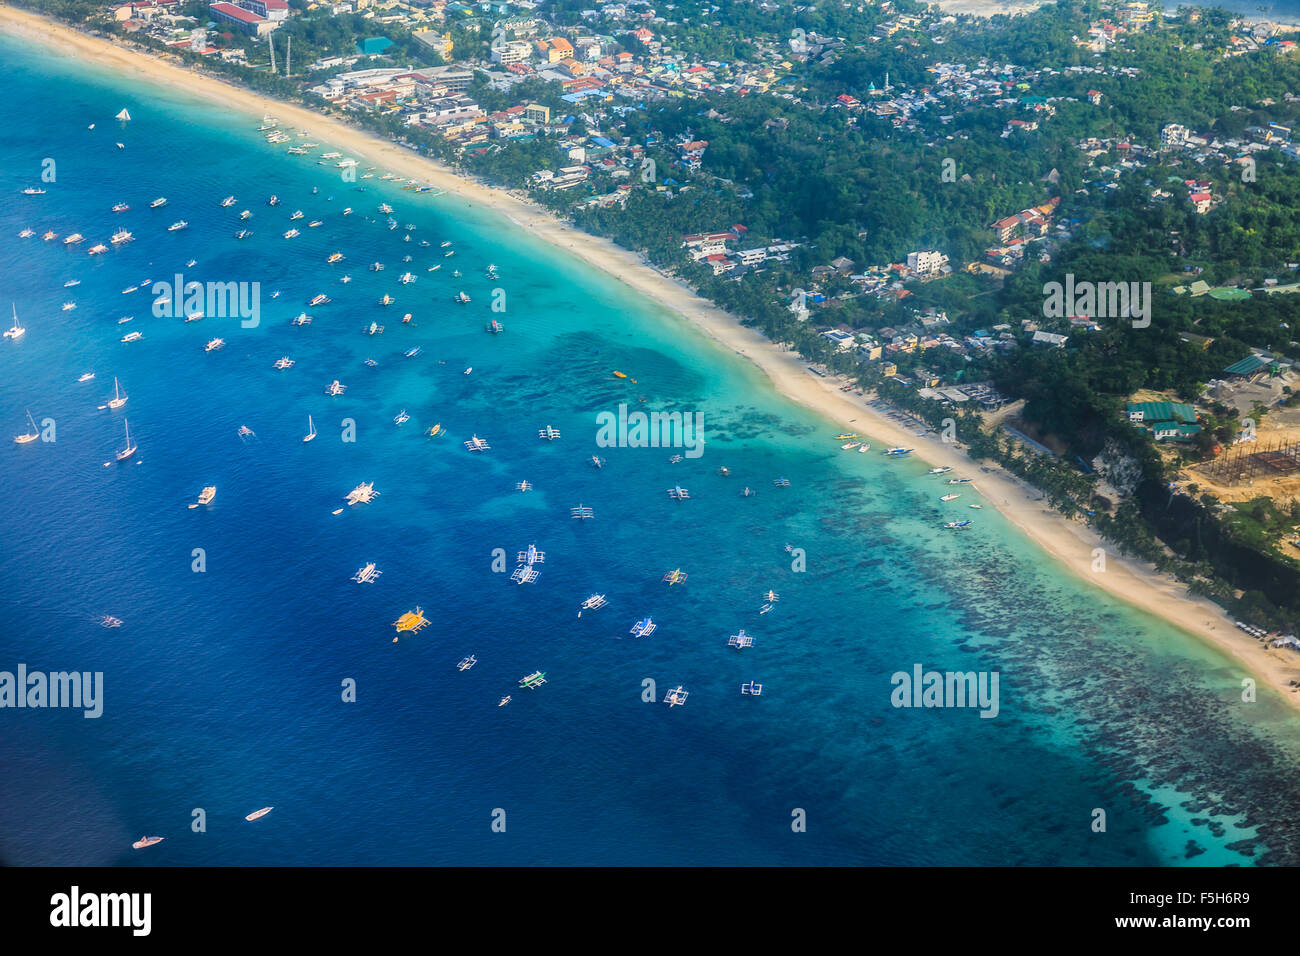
[4,3,1300,708]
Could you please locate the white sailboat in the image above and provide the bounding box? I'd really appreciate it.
[4,305,24,341]
[303,415,316,443]
[115,419,137,462]
[107,377,127,410]
[13,409,39,444]
[116,108,131,122]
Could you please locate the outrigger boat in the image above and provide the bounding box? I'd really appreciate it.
[345,482,380,506]
[591,456,605,469]
[580,594,607,613]
[667,485,690,501]
[740,681,763,697]
[728,629,755,649]
[486,319,504,334]
[884,447,912,456]
[664,685,689,708]
[929,466,953,475]
[425,423,442,438]
[457,656,477,671]
[944,520,972,530]
[510,544,544,583]
[538,424,561,441]
[518,671,547,690]
[204,338,225,352]
[940,493,960,502]
[662,568,688,586]
[464,434,490,452]
[352,562,382,584]
[393,608,429,641]
[516,480,532,492]
[273,356,295,370]
[100,616,123,628]
[325,380,347,396]
[630,617,657,638]
[570,504,594,520]
[393,409,410,426]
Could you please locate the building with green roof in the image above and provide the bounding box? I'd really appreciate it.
[1127,401,1197,424]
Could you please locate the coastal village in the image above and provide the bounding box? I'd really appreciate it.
[66,0,1300,637]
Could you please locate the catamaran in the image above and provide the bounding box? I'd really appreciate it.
[13,409,39,444]
[115,419,137,462]
[303,415,317,442]
[4,306,24,341]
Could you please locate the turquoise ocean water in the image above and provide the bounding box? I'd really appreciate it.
[3,33,1300,866]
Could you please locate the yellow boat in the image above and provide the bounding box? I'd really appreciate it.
[612,370,627,379]
[425,423,442,438]
[393,607,430,641]
[834,433,858,441]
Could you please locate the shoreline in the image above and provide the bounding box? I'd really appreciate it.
[4,4,1300,708]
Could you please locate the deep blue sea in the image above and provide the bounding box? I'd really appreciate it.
[4,32,1300,866]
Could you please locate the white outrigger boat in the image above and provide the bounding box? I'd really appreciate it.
[352,562,382,583]
[344,482,380,506]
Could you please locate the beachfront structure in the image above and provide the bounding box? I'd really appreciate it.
[209,1,279,36]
